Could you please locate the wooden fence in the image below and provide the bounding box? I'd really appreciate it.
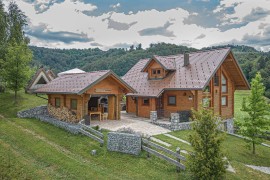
[79,121,104,146]
[142,138,186,172]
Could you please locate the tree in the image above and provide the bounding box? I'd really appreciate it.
[7,1,28,44]
[188,107,226,179]
[0,42,32,101]
[136,43,142,50]
[237,72,270,154]
[0,0,7,62]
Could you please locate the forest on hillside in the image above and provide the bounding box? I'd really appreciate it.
[30,43,270,98]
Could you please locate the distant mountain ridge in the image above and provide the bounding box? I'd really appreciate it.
[29,43,270,98]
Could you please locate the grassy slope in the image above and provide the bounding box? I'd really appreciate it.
[0,91,189,179]
[0,90,269,179]
[155,90,270,179]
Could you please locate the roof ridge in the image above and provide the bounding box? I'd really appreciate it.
[150,47,231,59]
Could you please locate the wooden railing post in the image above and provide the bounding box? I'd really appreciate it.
[176,147,181,172]
[147,137,151,158]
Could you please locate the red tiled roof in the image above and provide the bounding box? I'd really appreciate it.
[122,48,233,97]
[35,70,136,94]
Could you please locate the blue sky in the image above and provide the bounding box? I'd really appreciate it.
[3,0,270,51]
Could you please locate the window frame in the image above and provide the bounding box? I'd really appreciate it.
[202,97,211,107]
[221,96,228,106]
[142,98,150,106]
[167,95,176,106]
[55,98,61,108]
[221,73,228,93]
[152,69,156,75]
[70,99,77,110]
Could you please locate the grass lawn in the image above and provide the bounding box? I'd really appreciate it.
[0,91,190,179]
[156,130,270,179]
[0,90,269,179]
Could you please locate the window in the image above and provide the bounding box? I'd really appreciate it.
[152,69,156,75]
[221,73,227,93]
[157,69,161,74]
[55,98,60,107]
[142,98,149,106]
[221,96,227,106]
[168,96,176,105]
[70,99,77,110]
[202,97,210,107]
[214,73,219,86]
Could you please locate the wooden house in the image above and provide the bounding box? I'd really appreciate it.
[26,67,56,93]
[35,70,136,121]
[122,48,250,119]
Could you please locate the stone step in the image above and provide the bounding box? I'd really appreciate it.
[164,134,191,146]
[150,137,171,147]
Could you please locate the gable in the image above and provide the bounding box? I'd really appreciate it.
[29,71,50,90]
[86,75,129,94]
[142,58,164,73]
[222,52,250,90]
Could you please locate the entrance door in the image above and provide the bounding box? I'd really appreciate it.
[156,94,164,118]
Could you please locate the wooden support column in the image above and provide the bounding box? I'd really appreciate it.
[63,95,66,106]
[108,95,116,120]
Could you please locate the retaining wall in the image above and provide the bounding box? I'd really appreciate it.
[17,106,80,134]
[107,132,141,155]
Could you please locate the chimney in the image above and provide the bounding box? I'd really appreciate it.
[184,52,190,66]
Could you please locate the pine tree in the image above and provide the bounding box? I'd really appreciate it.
[237,72,270,154]
[188,107,226,179]
[0,42,32,101]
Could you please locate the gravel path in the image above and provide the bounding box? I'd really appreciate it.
[246,165,270,175]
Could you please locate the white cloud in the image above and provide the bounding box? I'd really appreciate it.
[3,0,270,51]
[110,3,120,9]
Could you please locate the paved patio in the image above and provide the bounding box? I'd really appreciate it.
[90,112,171,136]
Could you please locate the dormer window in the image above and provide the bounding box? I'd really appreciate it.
[152,68,161,76]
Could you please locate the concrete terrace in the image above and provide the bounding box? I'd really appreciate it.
[90,111,171,136]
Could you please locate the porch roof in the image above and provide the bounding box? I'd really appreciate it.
[35,70,136,95]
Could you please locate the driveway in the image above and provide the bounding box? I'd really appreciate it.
[90,112,171,136]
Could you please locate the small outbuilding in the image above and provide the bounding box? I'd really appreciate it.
[35,70,136,122]
[26,67,56,93]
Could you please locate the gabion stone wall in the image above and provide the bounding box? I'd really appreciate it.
[107,132,141,155]
[150,111,234,133]
[150,111,157,123]
[224,118,234,134]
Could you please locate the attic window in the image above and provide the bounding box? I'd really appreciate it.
[37,76,47,84]
[152,69,162,75]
